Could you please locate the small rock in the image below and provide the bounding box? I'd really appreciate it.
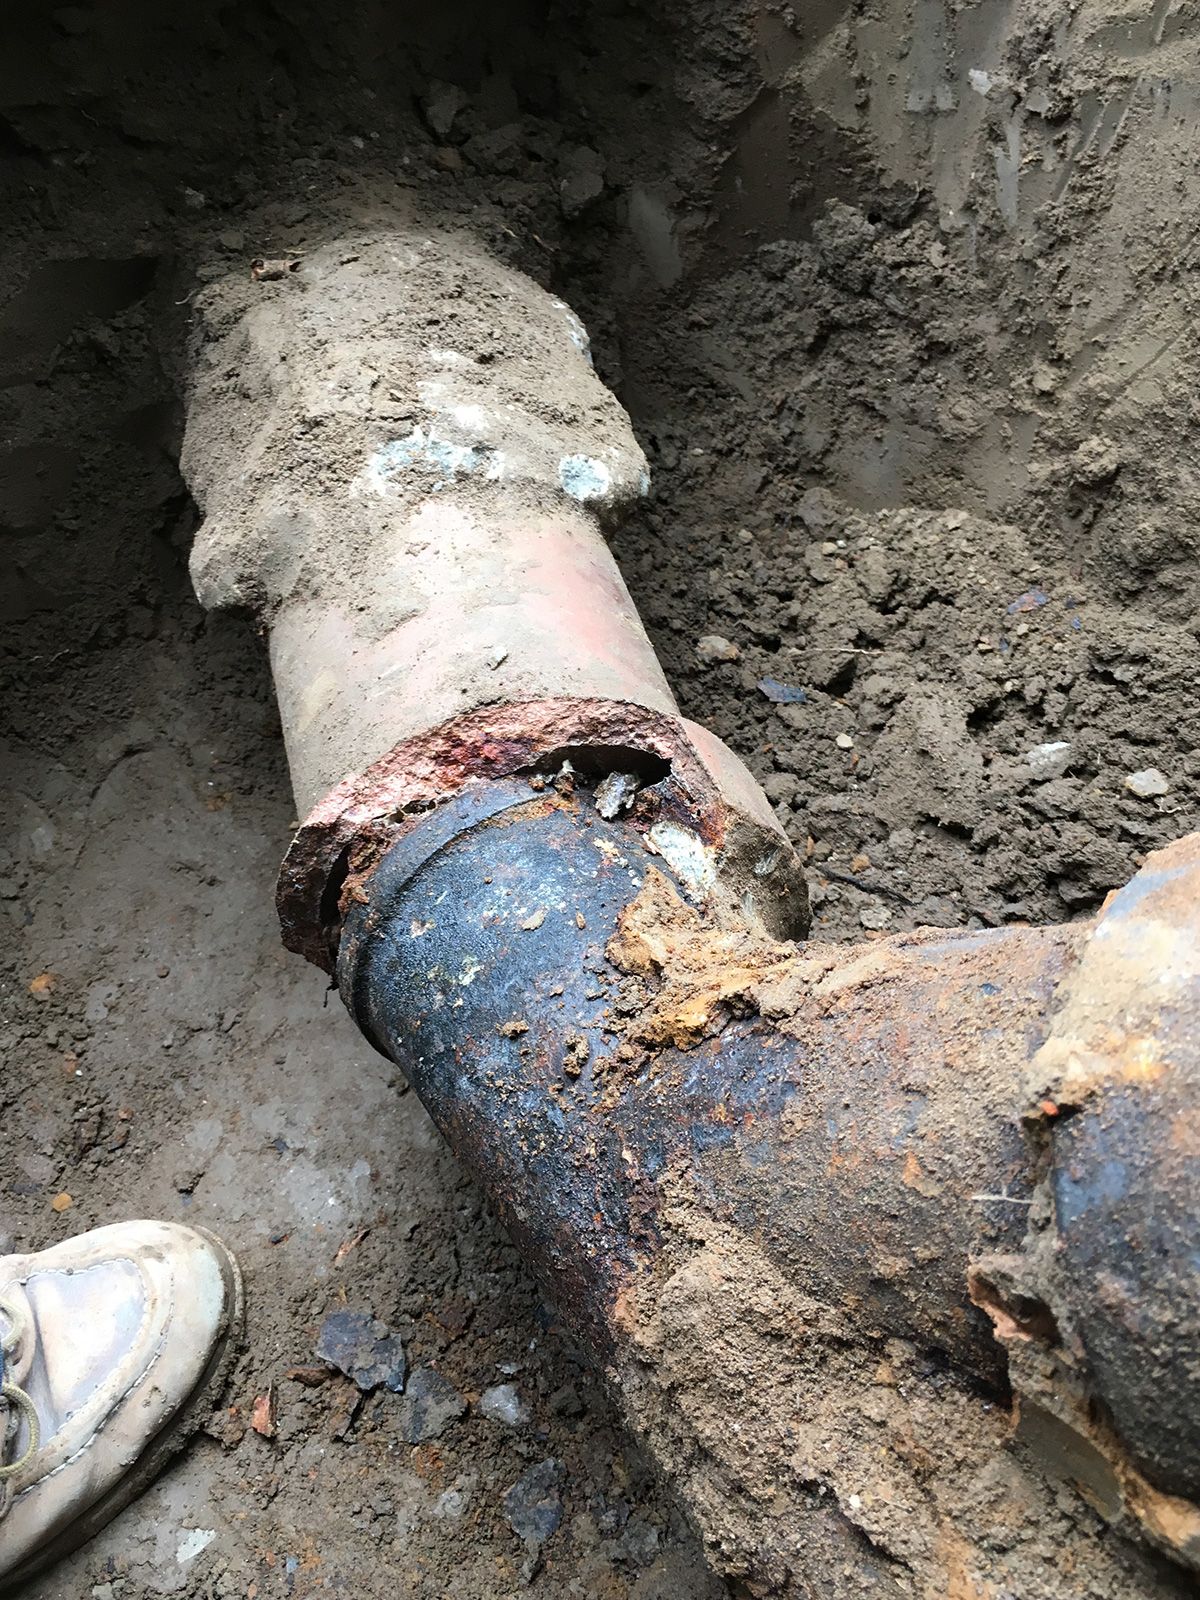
[1125,767,1171,799]
[763,772,800,805]
[1025,741,1072,781]
[560,167,605,218]
[1005,587,1050,615]
[502,1458,566,1545]
[696,634,740,663]
[217,228,245,252]
[479,1382,530,1427]
[758,676,807,705]
[613,1515,660,1566]
[548,1383,584,1417]
[251,1387,277,1439]
[463,123,523,173]
[858,904,891,931]
[393,1367,466,1443]
[316,1309,407,1393]
[559,146,606,219]
[423,80,469,139]
[835,733,855,750]
[250,257,301,282]
[285,1365,331,1387]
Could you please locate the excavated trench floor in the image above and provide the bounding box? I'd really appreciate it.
[2,2,1199,1596]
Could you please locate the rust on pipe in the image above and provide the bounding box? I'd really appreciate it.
[337,783,1200,1591]
[182,226,1200,1597]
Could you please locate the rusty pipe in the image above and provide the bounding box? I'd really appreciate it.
[182,227,1200,1596]
[335,777,1200,1589]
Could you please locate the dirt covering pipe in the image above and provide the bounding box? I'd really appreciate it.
[182,228,1200,1598]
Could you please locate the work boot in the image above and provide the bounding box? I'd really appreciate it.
[0,1220,243,1592]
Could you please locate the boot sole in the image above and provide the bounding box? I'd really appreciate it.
[0,1227,245,1595]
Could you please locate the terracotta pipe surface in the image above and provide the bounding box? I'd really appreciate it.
[184,230,672,815]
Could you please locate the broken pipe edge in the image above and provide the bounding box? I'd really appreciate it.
[276,695,811,973]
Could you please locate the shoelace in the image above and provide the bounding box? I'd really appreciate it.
[0,1293,40,1513]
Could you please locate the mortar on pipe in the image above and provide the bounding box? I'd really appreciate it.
[182,228,1200,1597]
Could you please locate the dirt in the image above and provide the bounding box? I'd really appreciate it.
[2,0,1199,1596]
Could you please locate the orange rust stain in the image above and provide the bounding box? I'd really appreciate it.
[612,1282,641,1337]
[936,1524,998,1600]
[901,1148,942,1198]
[606,867,787,1050]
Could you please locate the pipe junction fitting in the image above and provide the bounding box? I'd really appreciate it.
[182,226,1200,1598]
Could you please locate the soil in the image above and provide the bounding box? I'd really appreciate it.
[2,1,1198,1597]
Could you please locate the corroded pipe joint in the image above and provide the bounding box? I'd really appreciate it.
[278,696,809,972]
[972,832,1200,1568]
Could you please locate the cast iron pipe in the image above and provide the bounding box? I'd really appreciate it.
[182,226,1200,1596]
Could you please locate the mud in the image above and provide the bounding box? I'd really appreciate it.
[3,0,1200,1596]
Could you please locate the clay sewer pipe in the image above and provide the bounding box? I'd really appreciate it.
[181,229,1200,1588]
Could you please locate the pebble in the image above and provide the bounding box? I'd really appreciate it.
[835,733,855,750]
[1025,741,1072,781]
[758,676,807,704]
[479,1382,530,1427]
[502,1458,566,1545]
[422,80,469,139]
[393,1367,466,1443]
[1125,767,1171,799]
[696,634,740,663]
[859,904,891,930]
[316,1309,407,1393]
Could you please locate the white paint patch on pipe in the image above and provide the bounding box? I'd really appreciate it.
[363,429,492,494]
[559,454,613,502]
